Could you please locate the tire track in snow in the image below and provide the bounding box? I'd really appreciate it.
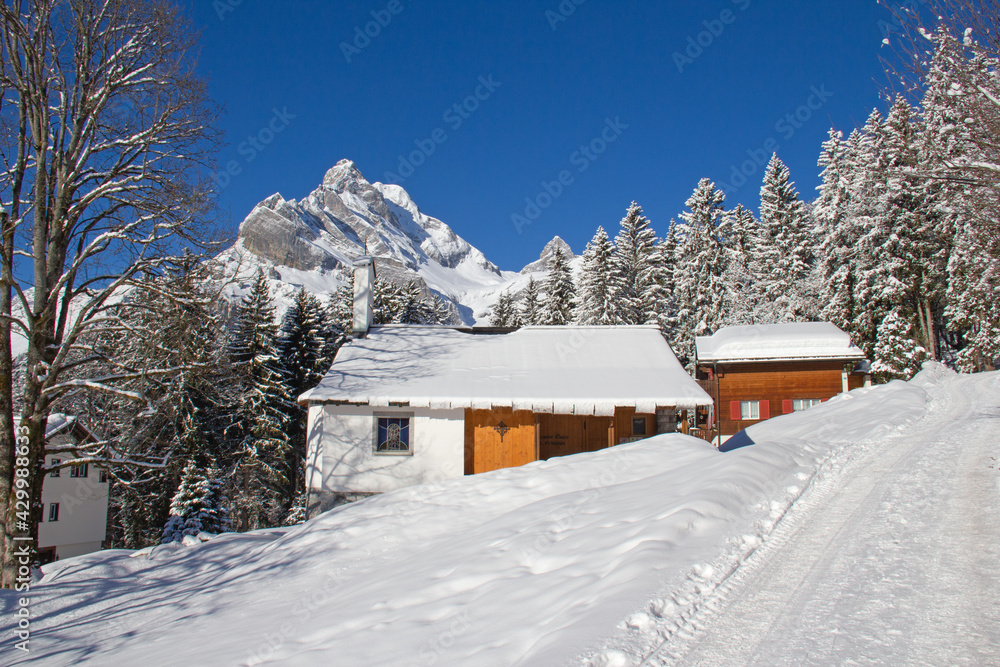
[582,371,998,667]
[653,373,998,666]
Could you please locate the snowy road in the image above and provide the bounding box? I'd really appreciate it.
[646,372,1000,666]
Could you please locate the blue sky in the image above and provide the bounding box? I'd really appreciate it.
[189,0,900,271]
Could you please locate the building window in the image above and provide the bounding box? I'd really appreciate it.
[48,503,59,522]
[740,401,760,420]
[374,415,412,454]
[49,459,61,477]
[631,417,647,436]
[99,469,108,483]
[69,463,89,478]
[792,398,822,412]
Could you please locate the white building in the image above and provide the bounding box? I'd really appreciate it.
[298,259,713,516]
[34,415,109,563]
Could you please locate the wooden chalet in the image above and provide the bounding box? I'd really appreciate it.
[694,323,869,445]
[298,259,712,516]
[299,324,713,516]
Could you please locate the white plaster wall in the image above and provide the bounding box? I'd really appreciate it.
[308,405,465,495]
[55,541,105,559]
[38,448,108,556]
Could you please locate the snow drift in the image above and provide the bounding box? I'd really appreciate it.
[2,370,946,666]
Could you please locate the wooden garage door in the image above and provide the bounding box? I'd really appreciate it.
[464,408,537,475]
[538,414,613,460]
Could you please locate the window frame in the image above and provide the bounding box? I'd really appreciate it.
[631,417,647,436]
[48,503,59,522]
[792,398,823,412]
[69,463,89,478]
[740,400,760,421]
[49,459,61,477]
[372,413,414,456]
[99,469,108,483]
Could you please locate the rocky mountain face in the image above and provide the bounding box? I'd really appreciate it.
[221,160,511,324]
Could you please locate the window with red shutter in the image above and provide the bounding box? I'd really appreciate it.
[759,400,770,419]
[730,401,741,420]
[782,399,793,414]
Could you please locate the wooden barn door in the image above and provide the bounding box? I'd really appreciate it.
[465,408,537,475]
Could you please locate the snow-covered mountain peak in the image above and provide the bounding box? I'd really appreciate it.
[322,159,368,192]
[223,159,515,325]
[521,235,576,273]
[258,192,285,210]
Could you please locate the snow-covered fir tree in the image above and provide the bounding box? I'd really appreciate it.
[718,205,767,326]
[279,288,333,397]
[611,202,665,326]
[520,277,542,325]
[369,277,443,325]
[278,288,336,511]
[489,289,521,327]
[326,284,354,339]
[398,280,438,324]
[542,247,576,325]
[161,460,208,543]
[872,309,927,383]
[881,97,949,359]
[200,462,232,535]
[816,128,863,338]
[228,270,292,530]
[945,221,1000,371]
[161,458,231,543]
[577,226,617,325]
[757,154,815,321]
[919,30,1000,370]
[671,179,730,367]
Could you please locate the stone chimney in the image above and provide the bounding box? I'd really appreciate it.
[352,257,375,336]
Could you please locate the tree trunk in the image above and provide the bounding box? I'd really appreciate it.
[924,299,938,360]
[0,210,16,588]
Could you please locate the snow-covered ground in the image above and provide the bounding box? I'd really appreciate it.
[3,364,998,666]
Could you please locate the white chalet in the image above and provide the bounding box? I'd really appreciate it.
[298,259,713,516]
[33,415,109,563]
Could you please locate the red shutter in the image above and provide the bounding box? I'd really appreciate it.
[782,399,794,414]
[759,400,770,419]
[821,398,829,403]
[730,401,741,421]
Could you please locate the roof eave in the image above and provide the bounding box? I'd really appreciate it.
[697,354,868,364]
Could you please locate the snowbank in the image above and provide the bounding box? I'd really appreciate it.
[1,373,938,666]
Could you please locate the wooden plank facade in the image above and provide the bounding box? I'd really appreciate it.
[696,360,867,440]
[464,407,659,475]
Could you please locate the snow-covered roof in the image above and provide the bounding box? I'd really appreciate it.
[695,322,866,363]
[301,325,712,413]
[12,413,97,442]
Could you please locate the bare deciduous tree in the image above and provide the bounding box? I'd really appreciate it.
[0,0,220,587]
